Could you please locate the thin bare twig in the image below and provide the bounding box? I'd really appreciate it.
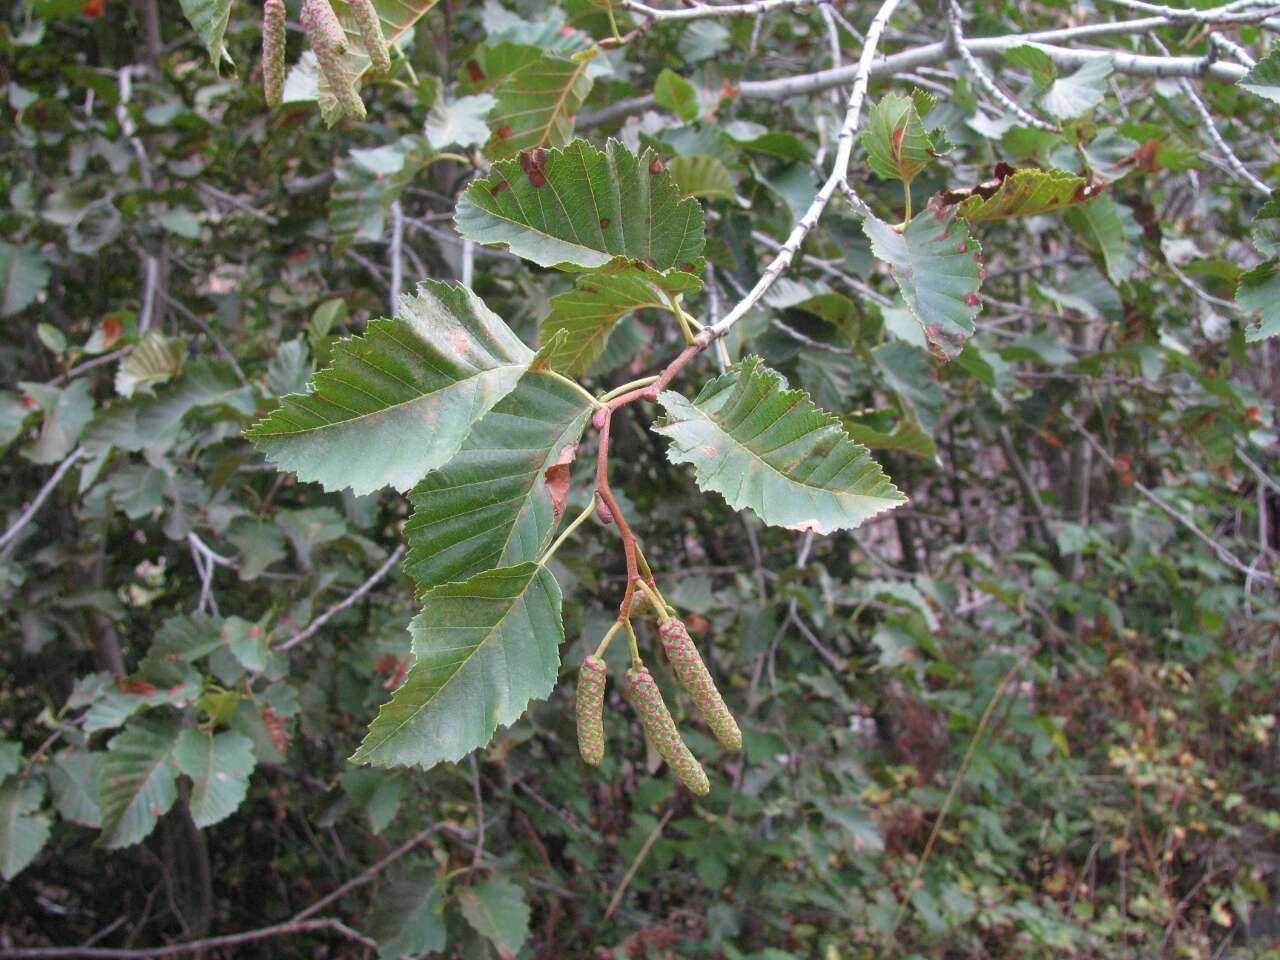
[0,448,86,557]
[604,806,675,919]
[275,544,407,651]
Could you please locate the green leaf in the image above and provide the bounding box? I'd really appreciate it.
[862,207,983,360]
[1003,45,1057,88]
[403,370,593,590]
[951,167,1093,222]
[48,751,103,828]
[652,356,905,534]
[1251,192,1280,257]
[1040,55,1112,119]
[330,135,435,244]
[114,331,188,399]
[82,673,202,734]
[1064,194,1137,285]
[0,241,50,316]
[485,51,595,160]
[350,563,563,769]
[246,282,539,496]
[1237,260,1280,342]
[20,379,93,464]
[668,155,743,205]
[1238,47,1280,104]
[0,743,19,781]
[97,717,181,849]
[862,92,937,186]
[369,868,447,959]
[0,777,50,881]
[458,876,531,956]
[177,0,231,68]
[455,138,706,271]
[340,768,406,833]
[459,41,544,93]
[655,68,699,122]
[541,260,702,376]
[843,415,937,462]
[174,729,255,828]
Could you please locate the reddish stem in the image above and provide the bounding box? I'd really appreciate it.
[593,338,709,620]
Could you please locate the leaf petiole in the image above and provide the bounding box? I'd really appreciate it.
[594,619,623,658]
[538,494,598,567]
[547,370,605,409]
[598,375,659,404]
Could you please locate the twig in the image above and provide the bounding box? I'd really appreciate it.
[0,918,376,959]
[1061,412,1275,585]
[158,292,248,386]
[291,823,448,922]
[195,183,279,224]
[621,0,821,21]
[389,200,404,311]
[49,349,132,386]
[275,544,407,651]
[0,448,86,557]
[604,806,675,919]
[708,0,901,341]
[947,0,1056,131]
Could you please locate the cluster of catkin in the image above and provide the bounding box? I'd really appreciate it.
[261,0,391,120]
[576,618,741,796]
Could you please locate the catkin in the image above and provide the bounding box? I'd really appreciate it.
[660,619,741,751]
[349,0,390,73]
[261,0,287,107]
[300,0,366,121]
[626,666,709,796]
[576,656,607,766]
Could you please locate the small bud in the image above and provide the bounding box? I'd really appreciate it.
[576,656,607,766]
[660,619,741,751]
[262,0,287,107]
[349,0,391,73]
[627,667,710,796]
[595,498,614,525]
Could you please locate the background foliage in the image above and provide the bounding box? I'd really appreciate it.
[1,0,1278,957]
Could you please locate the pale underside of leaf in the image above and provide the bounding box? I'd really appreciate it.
[245,282,536,496]
[862,92,935,185]
[1238,47,1280,105]
[862,207,982,360]
[350,563,563,769]
[653,355,906,534]
[455,138,706,270]
[402,370,593,591]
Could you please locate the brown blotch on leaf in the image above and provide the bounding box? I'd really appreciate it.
[599,217,610,228]
[643,257,658,269]
[520,147,548,187]
[491,180,509,194]
[680,262,695,273]
[648,156,665,175]
[495,124,513,140]
[466,60,485,83]
[963,292,981,307]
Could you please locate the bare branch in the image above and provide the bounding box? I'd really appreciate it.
[0,448,85,557]
[947,0,1057,131]
[275,544,407,651]
[622,0,820,22]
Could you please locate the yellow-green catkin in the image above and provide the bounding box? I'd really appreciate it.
[626,666,710,796]
[261,0,287,107]
[349,0,390,73]
[576,656,607,766]
[660,618,742,751]
[300,0,366,121]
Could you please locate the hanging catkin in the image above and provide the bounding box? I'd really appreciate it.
[627,666,709,796]
[300,0,366,121]
[261,0,287,107]
[576,656,607,766]
[660,619,741,751]
[349,0,391,73]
